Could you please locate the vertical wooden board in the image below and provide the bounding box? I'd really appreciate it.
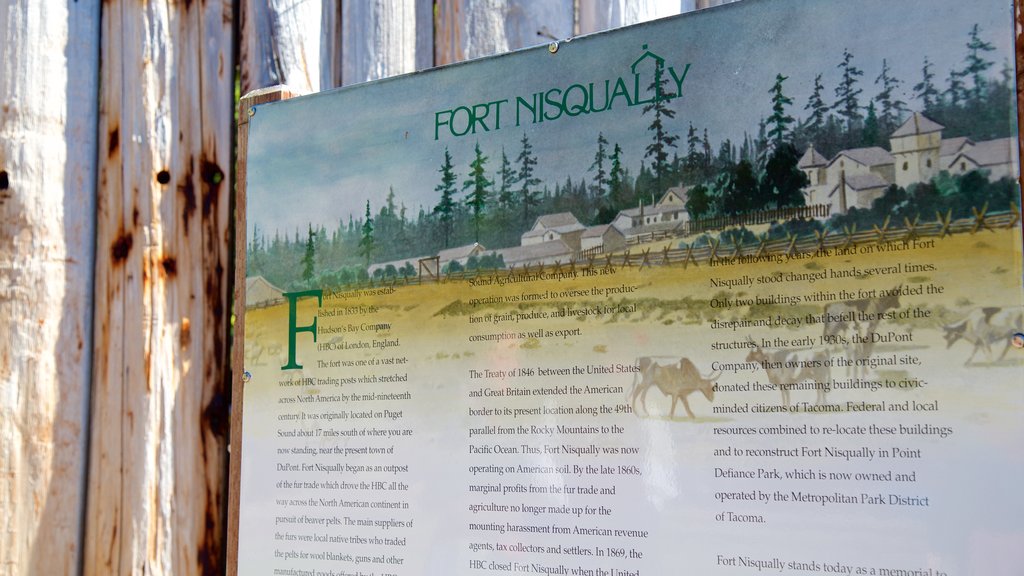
[435,0,575,66]
[577,0,687,34]
[1017,0,1024,194]
[340,0,433,85]
[85,1,233,574]
[0,1,98,575]
[696,0,739,9]
[320,0,343,90]
[241,0,322,94]
[240,0,278,93]
[195,0,234,573]
[416,0,435,71]
[227,86,302,576]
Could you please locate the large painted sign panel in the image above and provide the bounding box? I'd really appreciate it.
[238,0,1024,574]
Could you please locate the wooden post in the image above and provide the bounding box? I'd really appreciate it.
[339,0,434,86]
[1016,0,1024,198]
[577,1,686,34]
[241,0,323,94]
[0,2,99,575]
[435,0,575,66]
[228,86,303,576]
[84,1,234,574]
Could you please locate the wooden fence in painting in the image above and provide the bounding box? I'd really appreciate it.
[686,203,833,234]
[0,2,748,575]
[327,206,1022,289]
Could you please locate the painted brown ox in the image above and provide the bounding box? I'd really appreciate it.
[630,357,721,419]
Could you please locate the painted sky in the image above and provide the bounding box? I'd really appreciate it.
[245,0,1016,240]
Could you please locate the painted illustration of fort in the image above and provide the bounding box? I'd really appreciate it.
[799,113,1016,213]
[362,111,1016,278]
[243,4,1019,297]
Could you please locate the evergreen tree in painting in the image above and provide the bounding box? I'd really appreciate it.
[589,132,609,202]
[642,61,679,194]
[944,69,966,108]
[685,183,712,220]
[760,143,809,210]
[701,129,713,176]
[463,142,491,243]
[358,201,374,269]
[766,73,794,150]
[496,147,516,208]
[833,48,864,136]
[862,101,881,147]
[608,143,625,208]
[516,133,541,226]
[873,59,906,135]
[714,160,759,217]
[912,57,940,114]
[301,224,315,282]
[804,73,830,143]
[962,24,995,101]
[433,148,457,248]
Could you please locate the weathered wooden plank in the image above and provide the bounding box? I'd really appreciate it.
[241,0,323,94]
[84,0,233,574]
[320,0,343,89]
[578,0,688,34]
[435,0,576,65]
[338,0,434,86]
[0,1,99,574]
[227,85,303,576]
[1016,0,1024,192]
[696,0,739,9]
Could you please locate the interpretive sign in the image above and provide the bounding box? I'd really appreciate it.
[232,0,1024,574]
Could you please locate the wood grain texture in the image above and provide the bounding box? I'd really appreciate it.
[578,0,688,34]
[241,0,323,94]
[84,1,233,574]
[227,86,302,576]
[1016,0,1024,197]
[435,0,576,65]
[339,0,434,86]
[0,1,99,575]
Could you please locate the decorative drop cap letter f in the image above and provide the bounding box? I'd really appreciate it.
[281,289,323,370]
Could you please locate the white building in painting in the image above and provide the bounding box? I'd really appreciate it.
[801,112,1018,214]
[520,212,586,251]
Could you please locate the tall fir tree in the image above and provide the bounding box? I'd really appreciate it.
[588,132,610,201]
[701,129,712,174]
[641,61,679,194]
[963,23,995,101]
[913,57,940,114]
[874,58,906,134]
[358,201,374,269]
[516,133,541,226]
[833,48,864,133]
[433,147,458,248]
[496,147,516,208]
[945,69,967,108]
[302,224,315,282]
[804,73,830,144]
[766,73,795,149]
[862,101,881,147]
[462,142,492,243]
[608,143,625,208]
